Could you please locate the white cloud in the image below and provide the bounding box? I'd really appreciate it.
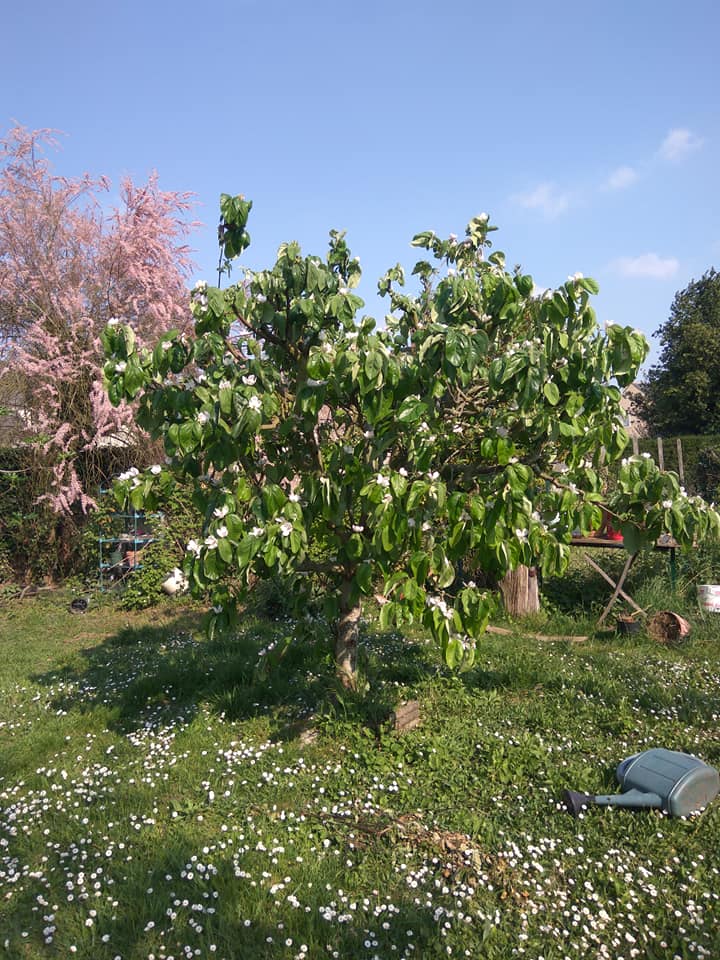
[604,165,639,191]
[611,253,679,279]
[658,128,703,163]
[512,182,570,218]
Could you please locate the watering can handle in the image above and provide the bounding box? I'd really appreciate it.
[594,789,663,810]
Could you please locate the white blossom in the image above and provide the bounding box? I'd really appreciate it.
[204,535,218,549]
[279,521,293,538]
[248,395,262,412]
[250,526,265,538]
[216,525,228,538]
[213,505,229,518]
[376,474,390,488]
[114,361,127,373]
[242,374,257,386]
[197,411,210,424]
[186,539,202,556]
[107,316,121,327]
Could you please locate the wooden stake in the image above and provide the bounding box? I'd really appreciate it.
[676,437,685,486]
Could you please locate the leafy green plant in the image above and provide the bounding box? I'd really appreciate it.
[103,195,719,690]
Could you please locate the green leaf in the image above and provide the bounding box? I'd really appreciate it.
[217,538,232,563]
[356,563,373,594]
[346,534,364,560]
[543,381,560,406]
[379,602,396,630]
[444,636,464,669]
[620,523,642,554]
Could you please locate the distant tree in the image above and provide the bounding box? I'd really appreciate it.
[642,269,720,436]
[0,125,196,525]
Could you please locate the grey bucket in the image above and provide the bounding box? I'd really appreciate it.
[565,748,720,818]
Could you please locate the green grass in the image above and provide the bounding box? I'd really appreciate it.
[2,579,720,960]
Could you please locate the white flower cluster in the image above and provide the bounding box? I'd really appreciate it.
[426,595,453,620]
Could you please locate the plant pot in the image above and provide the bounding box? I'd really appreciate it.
[698,585,720,613]
[616,616,641,636]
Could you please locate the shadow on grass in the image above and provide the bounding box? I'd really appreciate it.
[29,606,442,739]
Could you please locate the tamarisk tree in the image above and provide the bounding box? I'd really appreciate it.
[104,196,719,687]
[0,125,195,517]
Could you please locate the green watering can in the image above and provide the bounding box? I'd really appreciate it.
[565,748,719,818]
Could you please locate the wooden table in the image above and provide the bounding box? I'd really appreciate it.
[570,536,678,626]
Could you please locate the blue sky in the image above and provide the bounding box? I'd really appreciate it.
[4,0,719,369]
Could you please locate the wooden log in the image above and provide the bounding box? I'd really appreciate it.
[486,625,588,643]
[392,700,421,732]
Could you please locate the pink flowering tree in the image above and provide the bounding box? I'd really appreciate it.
[0,126,195,538]
[104,197,720,689]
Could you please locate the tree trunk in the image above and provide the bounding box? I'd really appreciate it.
[335,579,360,690]
[499,564,539,617]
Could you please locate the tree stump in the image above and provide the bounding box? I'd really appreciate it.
[499,565,540,617]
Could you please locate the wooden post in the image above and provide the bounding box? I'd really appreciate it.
[676,437,685,486]
[657,437,664,471]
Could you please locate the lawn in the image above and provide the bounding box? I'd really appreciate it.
[1,568,720,960]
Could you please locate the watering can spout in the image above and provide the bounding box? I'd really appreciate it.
[593,788,663,810]
[564,787,663,817]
